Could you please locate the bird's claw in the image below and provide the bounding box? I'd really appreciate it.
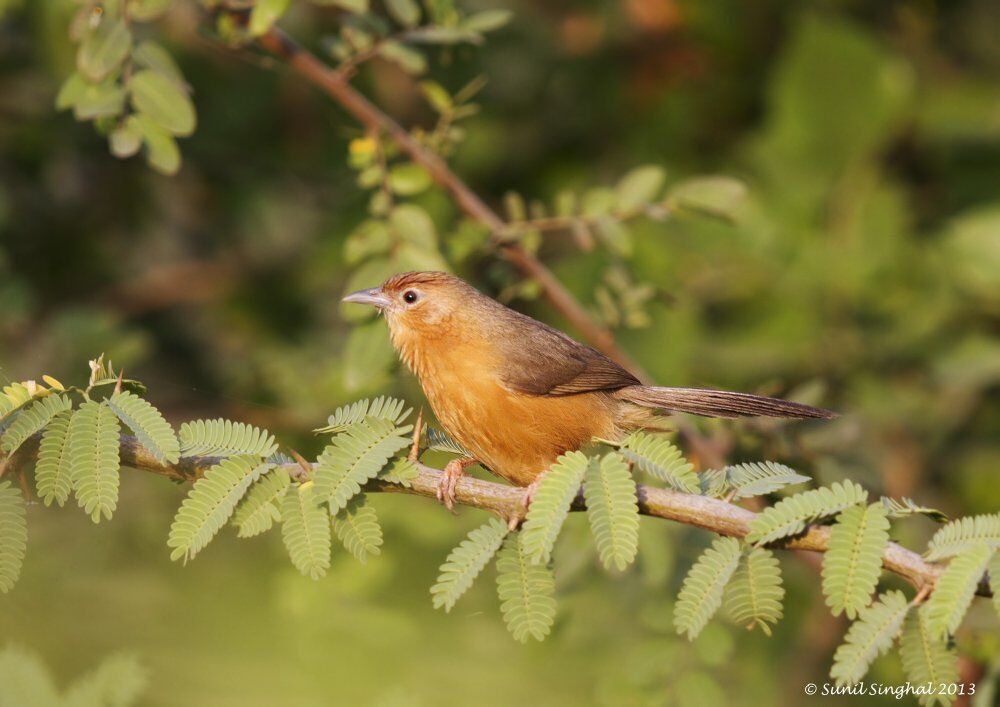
[436,458,467,512]
[507,477,543,530]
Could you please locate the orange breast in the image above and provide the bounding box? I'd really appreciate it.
[401,332,617,486]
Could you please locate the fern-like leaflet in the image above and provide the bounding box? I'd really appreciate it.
[924,513,1000,561]
[34,410,74,507]
[724,547,784,635]
[425,426,470,456]
[674,536,741,640]
[68,400,121,523]
[822,502,890,619]
[378,457,419,487]
[746,481,868,546]
[0,480,27,593]
[0,394,71,456]
[924,542,993,639]
[432,518,509,612]
[495,533,557,643]
[619,431,697,493]
[108,391,180,464]
[231,467,290,538]
[899,607,960,707]
[314,396,410,434]
[313,417,411,515]
[520,451,589,565]
[584,451,640,572]
[281,482,332,580]
[167,456,269,561]
[830,590,910,686]
[178,418,278,458]
[331,494,383,563]
[881,496,948,523]
[717,461,810,500]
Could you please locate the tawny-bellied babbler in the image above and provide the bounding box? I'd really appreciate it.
[344,272,835,512]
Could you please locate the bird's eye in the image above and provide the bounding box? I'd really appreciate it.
[403,290,419,304]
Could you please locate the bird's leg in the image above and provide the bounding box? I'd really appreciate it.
[436,456,477,512]
[507,471,547,530]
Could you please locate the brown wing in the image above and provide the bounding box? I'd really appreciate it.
[493,311,640,396]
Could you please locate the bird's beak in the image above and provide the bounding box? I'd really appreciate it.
[342,287,391,309]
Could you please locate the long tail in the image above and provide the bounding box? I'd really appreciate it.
[614,385,836,420]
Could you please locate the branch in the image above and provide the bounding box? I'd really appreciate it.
[251,26,647,378]
[118,434,966,596]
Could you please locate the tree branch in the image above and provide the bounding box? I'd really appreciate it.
[117,433,968,596]
[251,26,647,378]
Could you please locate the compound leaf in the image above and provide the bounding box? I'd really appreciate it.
[822,502,890,619]
[520,451,588,565]
[495,533,557,643]
[0,481,27,593]
[108,391,180,465]
[924,542,992,639]
[69,400,121,523]
[899,607,960,707]
[584,452,640,572]
[231,467,290,538]
[830,590,910,686]
[331,493,383,563]
[924,513,1000,561]
[432,518,509,612]
[178,418,278,459]
[620,431,697,492]
[725,547,784,635]
[674,536,741,640]
[281,482,331,580]
[746,481,868,546]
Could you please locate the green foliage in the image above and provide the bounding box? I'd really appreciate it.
[313,417,411,515]
[331,494,383,563]
[431,518,509,612]
[616,165,666,213]
[62,653,148,707]
[281,482,332,580]
[674,536,742,640]
[619,431,697,493]
[923,542,993,639]
[315,396,411,434]
[822,502,890,619]
[34,410,74,507]
[724,547,784,635]
[584,452,640,572]
[108,391,180,465]
[167,456,269,562]
[924,513,1000,561]
[0,644,60,706]
[0,481,27,594]
[881,496,948,523]
[746,481,868,546]
[0,393,71,456]
[179,418,278,459]
[664,176,748,222]
[715,461,810,500]
[68,400,122,523]
[378,457,419,487]
[425,426,469,456]
[495,533,557,643]
[520,451,588,565]
[231,467,291,538]
[830,590,910,686]
[899,608,960,707]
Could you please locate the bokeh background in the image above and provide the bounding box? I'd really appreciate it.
[1,0,999,704]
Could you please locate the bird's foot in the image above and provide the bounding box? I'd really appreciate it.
[508,475,545,530]
[436,457,475,512]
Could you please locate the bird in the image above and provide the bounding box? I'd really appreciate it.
[343,271,835,516]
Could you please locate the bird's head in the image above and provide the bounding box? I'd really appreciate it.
[342,271,475,343]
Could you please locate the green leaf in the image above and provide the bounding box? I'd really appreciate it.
[746,481,868,546]
[378,457,419,487]
[129,69,196,137]
[830,590,910,686]
[387,163,432,195]
[593,216,632,257]
[132,114,180,175]
[316,396,411,434]
[281,482,332,580]
[56,72,87,111]
[132,40,185,85]
[615,165,665,212]
[77,18,132,82]
[313,417,411,515]
[63,652,148,707]
[179,418,278,458]
[431,518,508,612]
[389,204,437,249]
[822,503,890,619]
[461,9,512,33]
[0,393,71,456]
[666,176,748,222]
[724,548,784,635]
[880,496,948,523]
[108,391,180,464]
[495,533,557,643]
[249,0,291,35]
[68,400,121,523]
[331,493,382,563]
[619,431,697,493]
[520,451,589,565]
[72,80,126,121]
[718,461,810,500]
[34,409,74,507]
[378,41,427,74]
[406,26,482,45]
[584,452,640,572]
[385,0,420,26]
[924,542,992,639]
[899,608,961,707]
[109,117,142,158]
[674,536,742,640]
[924,513,1000,561]
[232,466,290,538]
[0,480,27,593]
[167,457,269,562]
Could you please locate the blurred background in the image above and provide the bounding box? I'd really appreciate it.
[1,0,998,704]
